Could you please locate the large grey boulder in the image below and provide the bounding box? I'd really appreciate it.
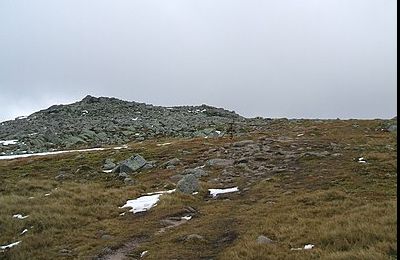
[176,174,199,194]
[114,154,147,173]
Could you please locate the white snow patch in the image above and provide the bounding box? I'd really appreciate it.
[297,133,304,137]
[291,244,315,251]
[192,192,199,195]
[358,157,367,163]
[44,193,51,196]
[156,142,172,147]
[0,241,21,250]
[82,110,88,114]
[146,189,176,195]
[20,229,28,235]
[140,250,148,258]
[13,214,29,219]
[0,147,106,160]
[121,190,175,214]
[0,140,18,146]
[132,117,139,121]
[215,130,222,135]
[121,194,161,214]
[209,187,239,198]
[103,169,113,173]
[113,145,128,150]
[181,216,192,221]
[304,244,315,250]
[119,212,126,216]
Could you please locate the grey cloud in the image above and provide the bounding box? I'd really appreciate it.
[0,0,397,122]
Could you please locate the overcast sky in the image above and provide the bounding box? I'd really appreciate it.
[0,0,397,122]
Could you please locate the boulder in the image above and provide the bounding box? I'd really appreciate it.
[176,174,199,194]
[233,140,255,147]
[256,235,274,244]
[182,168,208,178]
[114,154,147,173]
[102,158,116,170]
[206,159,234,167]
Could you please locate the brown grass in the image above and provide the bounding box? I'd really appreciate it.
[0,119,396,259]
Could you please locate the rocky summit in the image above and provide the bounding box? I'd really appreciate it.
[0,95,256,156]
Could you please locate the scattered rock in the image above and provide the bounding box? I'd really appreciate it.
[176,174,199,194]
[256,235,274,244]
[102,158,116,170]
[181,168,208,178]
[185,234,206,243]
[160,158,180,168]
[233,140,255,147]
[114,154,147,173]
[206,159,234,167]
[124,177,135,185]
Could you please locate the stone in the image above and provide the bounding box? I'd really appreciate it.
[185,234,206,243]
[233,140,255,147]
[176,174,200,194]
[160,158,180,168]
[115,154,147,173]
[256,235,274,244]
[102,158,116,170]
[181,168,208,178]
[124,177,135,185]
[206,159,234,167]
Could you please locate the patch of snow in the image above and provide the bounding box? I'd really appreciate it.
[156,142,172,147]
[15,116,28,120]
[304,244,315,250]
[140,250,148,258]
[0,147,106,160]
[121,194,161,214]
[82,110,88,114]
[215,130,222,135]
[135,133,140,136]
[44,193,51,196]
[28,133,38,136]
[291,244,315,251]
[113,145,128,150]
[132,117,139,121]
[119,212,126,216]
[297,133,304,137]
[209,187,239,198]
[358,157,367,163]
[192,192,199,195]
[103,169,113,173]
[121,190,175,214]
[0,241,21,250]
[0,140,18,146]
[13,214,29,219]
[146,189,176,195]
[195,165,206,169]
[182,215,192,220]
[20,229,28,235]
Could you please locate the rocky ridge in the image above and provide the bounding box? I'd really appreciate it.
[0,95,254,155]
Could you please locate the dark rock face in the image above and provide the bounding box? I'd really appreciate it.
[0,95,247,155]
